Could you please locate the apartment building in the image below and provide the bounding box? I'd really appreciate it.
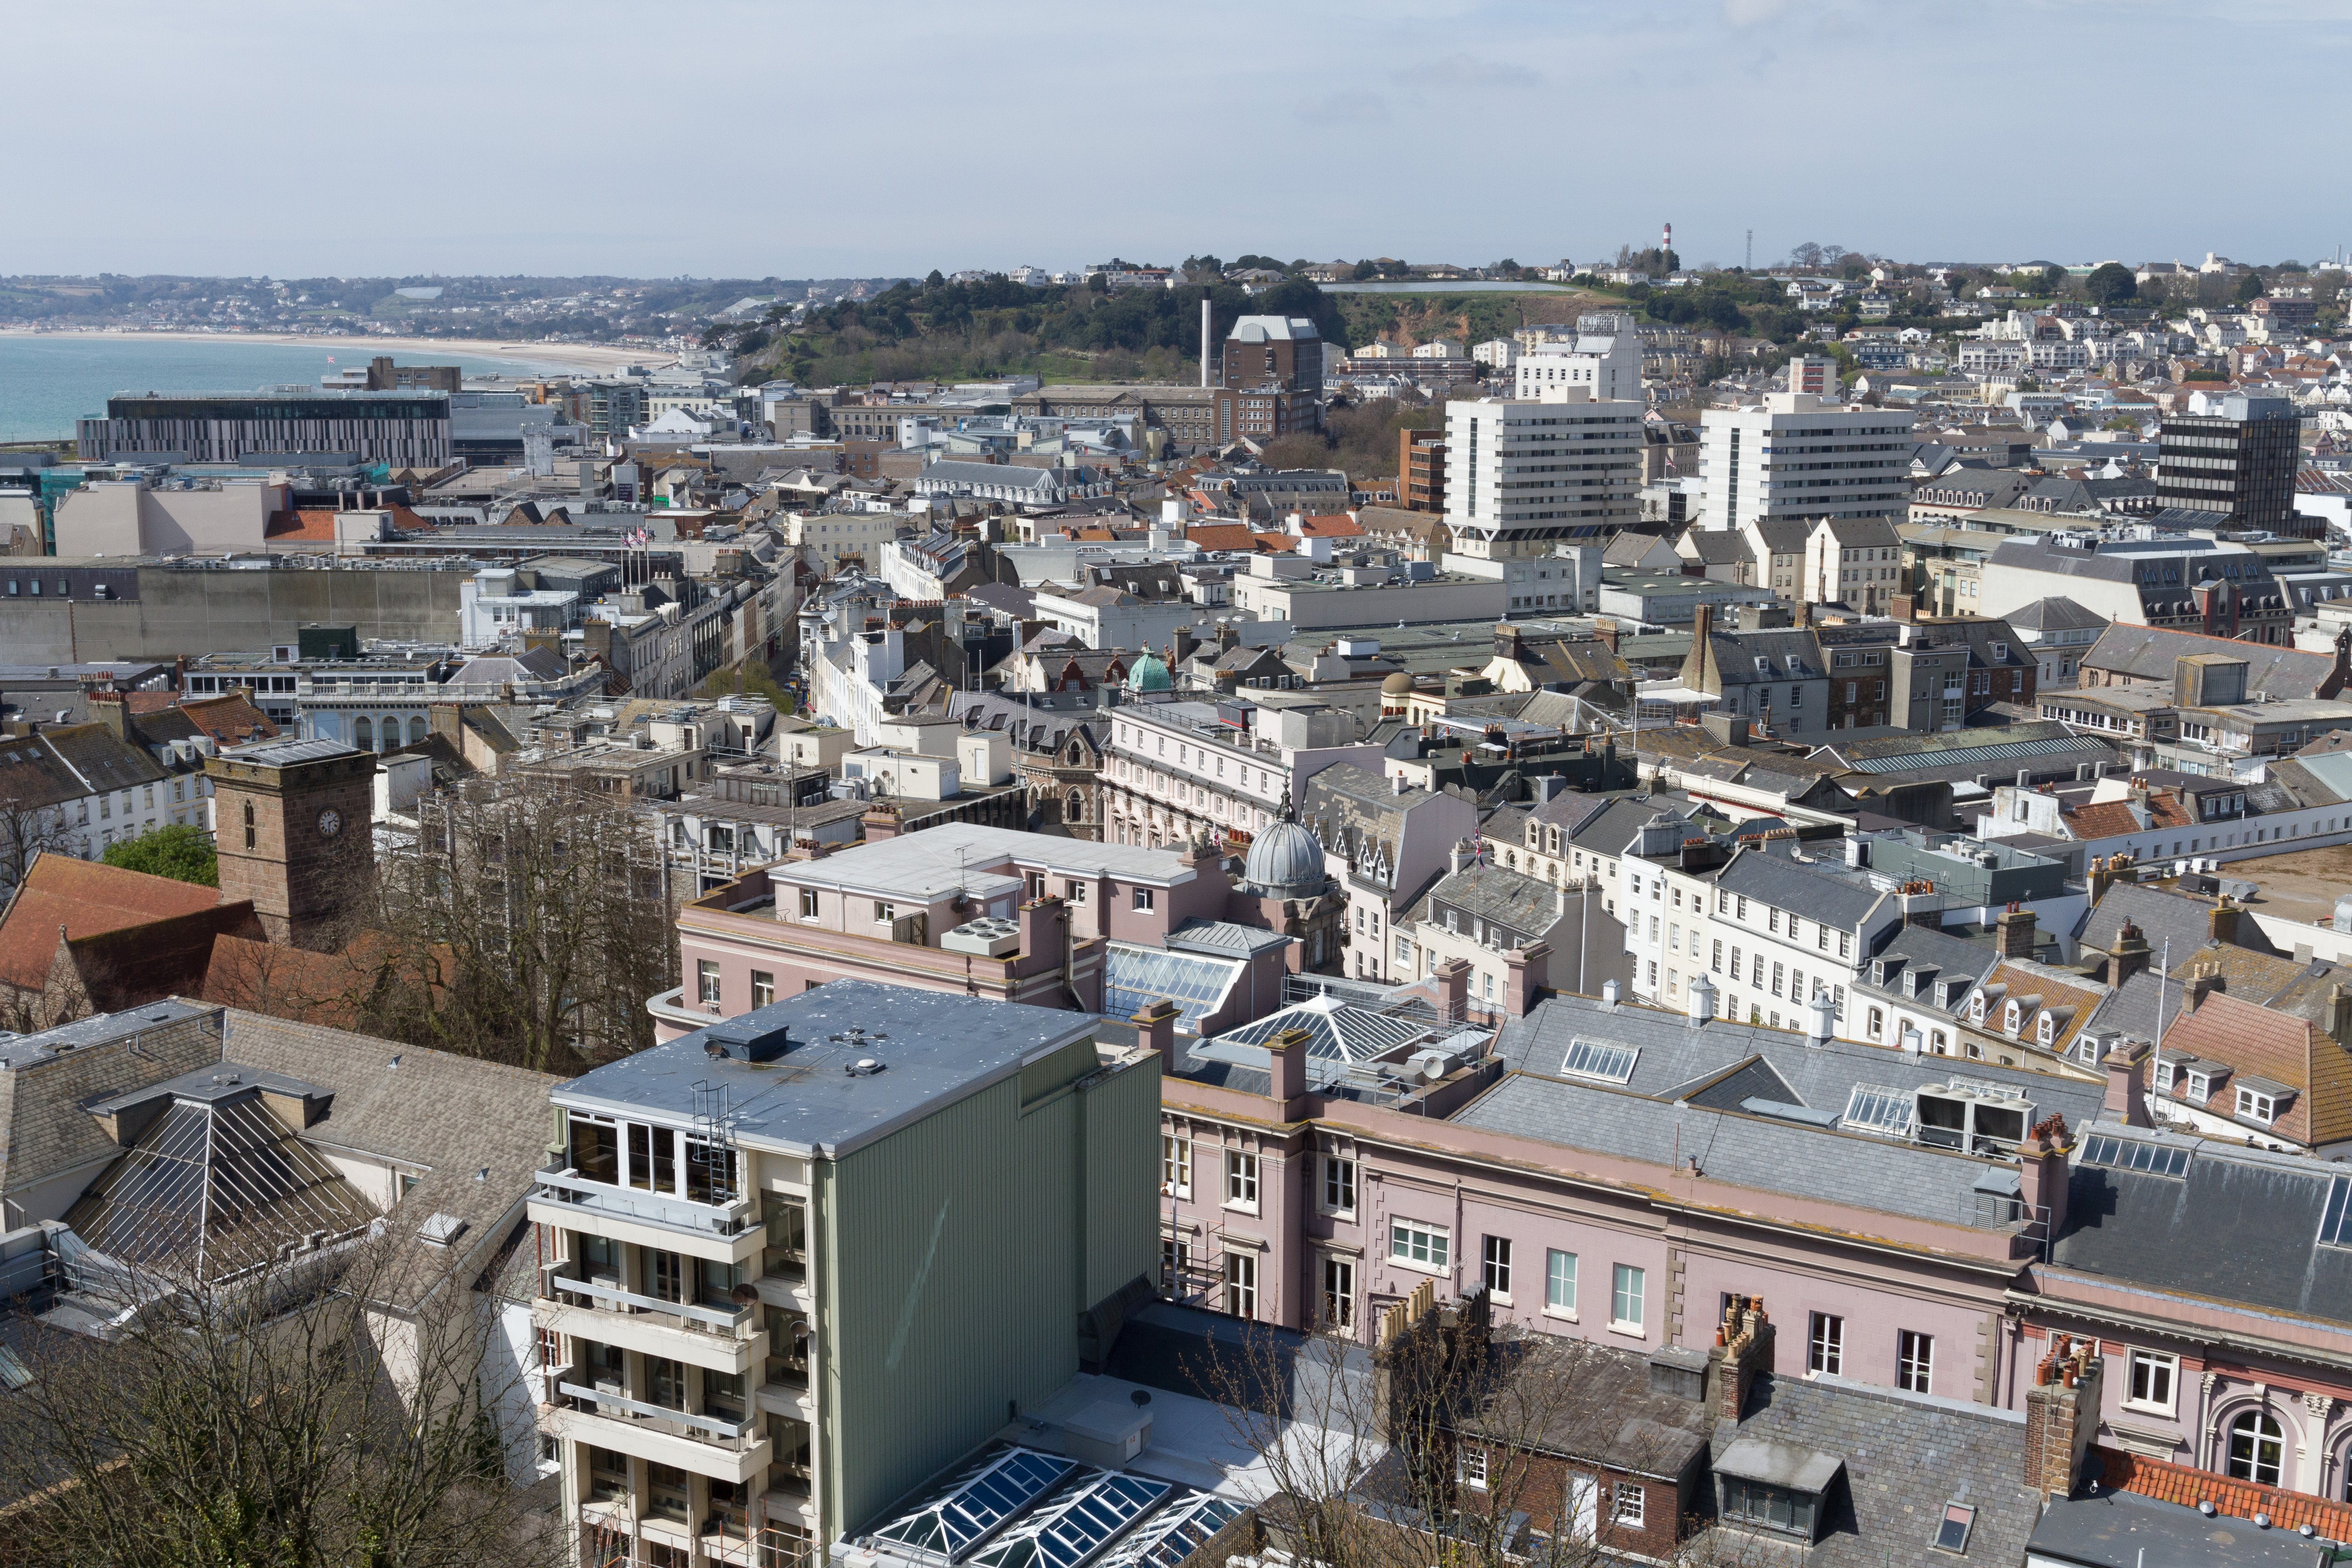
[1099,697,1384,851]
[531,981,1160,1568]
[1440,391,1643,614]
[75,389,452,468]
[2155,391,2303,531]
[1298,762,1478,984]
[1512,328,1642,403]
[1694,394,1915,536]
[1221,315,1324,436]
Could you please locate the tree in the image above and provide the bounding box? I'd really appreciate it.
[2236,270,2267,303]
[0,787,70,896]
[0,1234,564,1568]
[2037,265,2067,295]
[99,824,220,888]
[369,775,680,1073]
[2084,262,2137,306]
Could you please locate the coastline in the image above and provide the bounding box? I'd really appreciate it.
[0,328,665,374]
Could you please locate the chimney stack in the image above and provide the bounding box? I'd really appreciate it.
[1686,969,1717,1026]
[1449,840,1468,876]
[2181,961,2220,1013]
[1433,958,1472,1021]
[1995,903,2038,960]
[2208,894,2242,947]
[2023,1336,2104,1497]
[1804,990,1836,1048]
[2016,1113,2072,1255]
[1504,942,1551,1019]
[1132,999,1179,1076]
[2100,1035,2154,1127]
[1706,1297,1774,1422]
[2331,984,2352,1049]
[1268,1025,1309,1103]
[1200,297,1212,390]
[2107,918,2150,983]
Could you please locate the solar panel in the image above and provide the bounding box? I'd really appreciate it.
[1841,1084,1915,1138]
[1560,1038,1637,1084]
[871,1448,1078,1561]
[2321,1176,2352,1249]
[2079,1134,2190,1179]
[965,1473,1171,1568]
[1094,1494,1244,1568]
[1105,945,1243,1033]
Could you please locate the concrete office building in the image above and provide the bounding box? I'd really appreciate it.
[531,981,1160,1568]
[1441,391,1643,613]
[1513,327,1642,403]
[2155,391,2305,532]
[1695,394,1914,535]
[1222,315,1324,437]
[76,390,451,468]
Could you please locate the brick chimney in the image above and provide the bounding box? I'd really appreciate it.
[1995,903,2037,960]
[1432,957,1472,1021]
[1267,1025,1310,1103]
[1591,617,1619,653]
[2107,917,2150,984]
[2016,1113,2071,1254]
[860,801,902,841]
[2331,984,2352,1049]
[2023,1336,2104,1497]
[85,688,130,741]
[2181,961,2220,1013]
[1132,998,1179,1075]
[1503,942,1551,1019]
[1706,1297,1774,1422]
[2208,894,2242,947]
[2101,1035,2153,1128]
[1018,895,1068,963]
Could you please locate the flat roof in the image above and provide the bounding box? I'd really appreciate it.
[2029,1487,2329,1568]
[554,979,1102,1157]
[774,823,1198,902]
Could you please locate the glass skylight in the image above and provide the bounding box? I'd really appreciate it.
[965,1473,1171,1568]
[1560,1038,1638,1084]
[1105,944,1243,1033]
[871,1448,1077,1562]
[1094,1495,1244,1568]
[2320,1175,2352,1249]
[1841,1084,1915,1139]
[2080,1134,2190,1179]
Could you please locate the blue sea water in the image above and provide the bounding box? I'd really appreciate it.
[0,334,585,443]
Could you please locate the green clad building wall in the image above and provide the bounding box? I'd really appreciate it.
[816,1041,1160,1539]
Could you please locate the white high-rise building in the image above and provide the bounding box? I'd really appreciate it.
[1441,389,1644,613]
[1514,328,1642,403]
[1695,393,1915,534]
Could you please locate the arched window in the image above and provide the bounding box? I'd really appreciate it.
[2004,1001,2021,1035]
[353,716,373,751]
[409,716,428,746]
[2226,1409,2284,1487]
[1066,792,1085,823]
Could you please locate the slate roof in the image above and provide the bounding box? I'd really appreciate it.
[2075,881,2265,964]
[1681,531,1753,567]
[1712,847,1890,933]
[1706,1374,2041,1568]
[2082,624,2338,698]
[2049,1124,2352,1329]
[1412,863,1564,942]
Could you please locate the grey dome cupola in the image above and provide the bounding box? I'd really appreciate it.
[1243,792,1326,900]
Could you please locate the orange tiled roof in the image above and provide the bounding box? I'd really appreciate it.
[2098,1446,2352,1540]
[1183,524,1261,553]
[0,853,221,992]
[2061,800,2143,841]
[1295,513,1364,537]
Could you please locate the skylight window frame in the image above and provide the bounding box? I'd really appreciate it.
[1841,1084,1916,1139]
[2080,1133,2191,1179]
[1560,1038,1639,1085]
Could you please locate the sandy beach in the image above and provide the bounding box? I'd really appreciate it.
[0,328,667,374]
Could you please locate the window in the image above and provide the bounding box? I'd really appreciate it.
[1162,1136,1191,1199]
[1610,1264,1644,1332]
[1482,1236,1513,1299]
[1390,1218,1449,1273]
[799,887,819,920]
[748,970,775,1010]
[1162,1234,1190,1291]
[1224,1251,1257,1320]
[1867,1006,1884,1041]
[1066,879,1087,904]
[873,900,894,924]
[1898,1330,1933,1394]
[1323,1257,1355,1330]
[242,799,256,849]
[1613,1483,1645,1528]
[1720,1475,1819,1539]
[2235,1086,2277,1124]
[1808,1312,1844,1376]
[1458,1446,1489,1491]
[697,960,721,1006]
[1711,940,1723,973]
[1323,1154,1355,1214]
[2126,1348,2177,1414]
[1224,1149,1258,1208]
[1934,1503,1975,1554]
[1546,1250,1577,1315]
[2186,1070,2211,1104]
[2226,1409,2284,1487]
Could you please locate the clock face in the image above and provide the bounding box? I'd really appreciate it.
[317,808,343,837]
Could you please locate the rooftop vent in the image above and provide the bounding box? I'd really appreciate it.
[417,1212,467,1248]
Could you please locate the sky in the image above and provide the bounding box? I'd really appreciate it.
[11,0,2352,280]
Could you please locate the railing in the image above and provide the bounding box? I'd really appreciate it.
[557,1381,761,1447]
[534,1162,761,1239]
[544,1262,757,1337]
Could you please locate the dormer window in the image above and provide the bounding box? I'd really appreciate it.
[2235,1086,2277,1124]
[2154,1060,2176,1092]
[2004,1001,2022,1035]
[1970,992,1986,1023]
[2185,1070,2211,1103]
[2037,1013,2056,1046]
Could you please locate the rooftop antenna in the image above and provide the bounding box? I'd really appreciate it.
[2155,936,2169,1057]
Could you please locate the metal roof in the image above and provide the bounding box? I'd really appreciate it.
[1831,730,2109,775]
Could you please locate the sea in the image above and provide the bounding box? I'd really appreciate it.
[0,334,585,444]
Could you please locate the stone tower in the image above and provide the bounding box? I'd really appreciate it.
[204,740,378,950]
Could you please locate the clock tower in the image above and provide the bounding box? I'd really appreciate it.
[205,739,379,950]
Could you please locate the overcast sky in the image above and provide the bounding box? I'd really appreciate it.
[12,0,2348,279]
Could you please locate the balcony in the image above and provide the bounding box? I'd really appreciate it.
[538,1262,761,1374]
[542,1379,771,1484]
[529,1161,763,1256]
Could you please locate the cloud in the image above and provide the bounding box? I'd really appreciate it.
[1297,91,1392,125]
[1410,52,1544,91]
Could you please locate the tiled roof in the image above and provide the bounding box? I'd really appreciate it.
[2095,1447,2352,1542]
[2152,990,2334,1144]
[0,853,222,993]
[2060,800,2142,841]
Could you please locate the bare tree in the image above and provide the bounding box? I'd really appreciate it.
[1189,1288,1771,1568]
[0,1232,562,1568]
[0,791,72,897]
[368,775,680,1073]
